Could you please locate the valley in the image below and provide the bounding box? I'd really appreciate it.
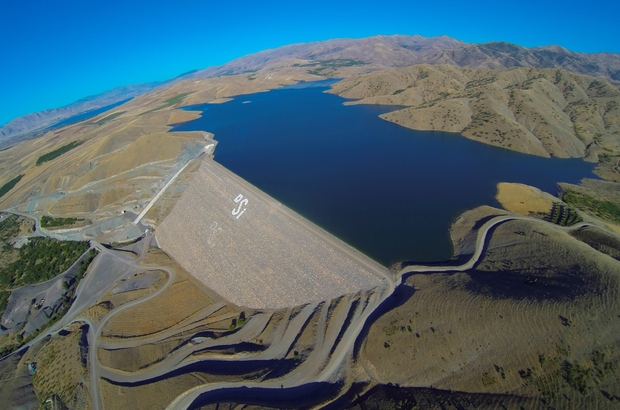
[0,34,620,409]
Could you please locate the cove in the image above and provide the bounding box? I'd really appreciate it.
[171,80,597,266]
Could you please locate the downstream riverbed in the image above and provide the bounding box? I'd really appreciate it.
[172,80,597,265]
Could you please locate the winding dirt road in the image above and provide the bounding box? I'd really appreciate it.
[4,209,607,410]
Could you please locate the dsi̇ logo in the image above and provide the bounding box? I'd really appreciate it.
[232,194,248,219]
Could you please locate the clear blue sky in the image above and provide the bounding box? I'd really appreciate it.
[1,0,619,126]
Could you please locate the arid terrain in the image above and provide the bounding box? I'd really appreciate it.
[329,65,620,180]
[4,34,620,147]
[362,204,620,409]
[1,34,620,410]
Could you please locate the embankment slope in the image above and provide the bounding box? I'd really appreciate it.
[156,159,386,309]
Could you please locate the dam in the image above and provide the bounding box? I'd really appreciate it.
[156,158,387,309]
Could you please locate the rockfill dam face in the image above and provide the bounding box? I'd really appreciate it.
[156,158,387,309]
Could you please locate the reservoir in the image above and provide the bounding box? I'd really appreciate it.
[49,98,132,129]
[171,80,597,266]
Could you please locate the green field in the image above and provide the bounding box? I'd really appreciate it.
[94,111,125,125]
[0,174,24,199]
[40,215,85,229]
[300,59,367,76]
[36,141,84,166]
[561,190,620,224]
[140,92,193,115]
[0,238,90,289]
[0,241,97,357]
[0,237,91,317]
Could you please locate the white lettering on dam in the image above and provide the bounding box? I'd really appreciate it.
[232,194,248,219]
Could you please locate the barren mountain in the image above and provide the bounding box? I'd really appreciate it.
[0,81,176,147]
[191,35,465,77]
[328,65,620,179]
[4,35,620,147]
[191,35,620,86]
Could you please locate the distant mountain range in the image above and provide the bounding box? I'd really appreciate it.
[0,83,163,147]
[191,35,620,84]
[0,69,200,147]
[2,35,619,146]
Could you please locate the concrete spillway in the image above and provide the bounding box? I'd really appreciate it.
[156,159,386,309]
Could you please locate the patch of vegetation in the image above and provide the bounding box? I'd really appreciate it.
[94,111,125,125]
[140,92,193,115]
[319,59,366,68]
[562,361,590,395]
[307,68,326,76]
[0,237,90,289]
[306,59,367,76]
[589,349,618,380]
[519,368,534,381]
[75,248,97,279]
[0,214,19,242]
[517,74,546,90]
[465,75,496,89]
[544,202,583,226]
[560,189,620,224]
[346,383,535,410]
[605,100,618,114]
[0,289,9,318]
[229,311,246,330]
[40,215,85,229]
[598,152,618,163]
[164,93,192,106]
[0,174,24,198]
[494,364,506,379]
[539,353,547,367]
[0,246,96,358]
[36,141,84,166]
[237,311,246,327]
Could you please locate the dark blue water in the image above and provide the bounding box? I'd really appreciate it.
[49,98,132,129]
[172,80,597,266]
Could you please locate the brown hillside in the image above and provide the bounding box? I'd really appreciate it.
[363,206,620,408]
[329,65,620,178]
